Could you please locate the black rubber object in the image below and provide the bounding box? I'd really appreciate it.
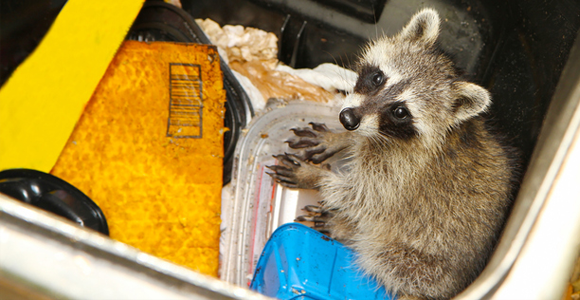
[0,169,109,235]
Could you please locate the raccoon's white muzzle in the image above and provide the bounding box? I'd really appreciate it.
[342,93,364,109]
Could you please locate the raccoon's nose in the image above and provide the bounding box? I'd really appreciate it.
[340,108,360,131]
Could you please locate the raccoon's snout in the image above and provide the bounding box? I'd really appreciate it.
[340,108,360,131]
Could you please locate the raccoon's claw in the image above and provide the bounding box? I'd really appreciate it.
[289,122,329,137]
[287,123,327,148]
[303,204,324,213]
[295,204,335,235]
[265,163,299,189]
[301,205,336,218]
[290,128,318,138]
[285,136,320,148]
[295,216,329,229]
[286,143,328,162]
[295,215,327,226]
[267,154,304,189]
[266,171,299,189]
[295,215,314,222]
[284,153,305,165]
[273,154,300,167]
[287,122,349,164]
[286,136,329,162]
[308,122,329,132]
[265,165,293,178]
[268,153,328,190]
[287,124,329,162]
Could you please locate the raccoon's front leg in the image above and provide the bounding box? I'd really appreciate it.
[267,154,352,240]
[266,153,331,190]
[286,122,351,164]
[267,154,339,236]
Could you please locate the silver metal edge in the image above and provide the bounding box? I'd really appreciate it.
[455,29,580,299]
[0,193,273,300]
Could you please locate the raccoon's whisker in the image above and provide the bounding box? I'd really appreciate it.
[324,50,339,68]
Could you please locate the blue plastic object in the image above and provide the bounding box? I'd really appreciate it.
[250,223,396,300]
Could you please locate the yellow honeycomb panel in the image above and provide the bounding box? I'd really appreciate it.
[51,41,225,276]
[0,0,144,172]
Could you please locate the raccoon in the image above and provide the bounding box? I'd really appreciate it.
[267,8,518,300]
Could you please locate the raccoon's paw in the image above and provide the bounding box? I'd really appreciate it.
[266,153,330,190]
[285,122,349,164]
[295,204,336,236]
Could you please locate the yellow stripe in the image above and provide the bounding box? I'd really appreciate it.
[0,0,144,172]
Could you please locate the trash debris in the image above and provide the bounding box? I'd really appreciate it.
[196,19,356,111]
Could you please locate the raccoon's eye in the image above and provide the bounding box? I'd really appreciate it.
[371,72,385,86]
[393,106,409,119]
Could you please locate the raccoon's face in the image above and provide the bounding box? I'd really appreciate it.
[341,8,491,147]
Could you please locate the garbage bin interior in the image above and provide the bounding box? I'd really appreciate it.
[183,0,580,172]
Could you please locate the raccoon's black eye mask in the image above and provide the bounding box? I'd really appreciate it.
[355,64,388,95]
[378,101,417,140]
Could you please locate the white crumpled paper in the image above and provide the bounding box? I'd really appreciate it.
[196,19,278,65]
[196,19,357,112]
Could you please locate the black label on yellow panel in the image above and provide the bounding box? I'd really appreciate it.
[167,63,203,138]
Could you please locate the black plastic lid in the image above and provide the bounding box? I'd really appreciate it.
[0,169,109,235]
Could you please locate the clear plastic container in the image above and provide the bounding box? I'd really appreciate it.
[220,101,346,286]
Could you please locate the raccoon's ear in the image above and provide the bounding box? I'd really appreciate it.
[399,8,440,46]
[451,82,491,124]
